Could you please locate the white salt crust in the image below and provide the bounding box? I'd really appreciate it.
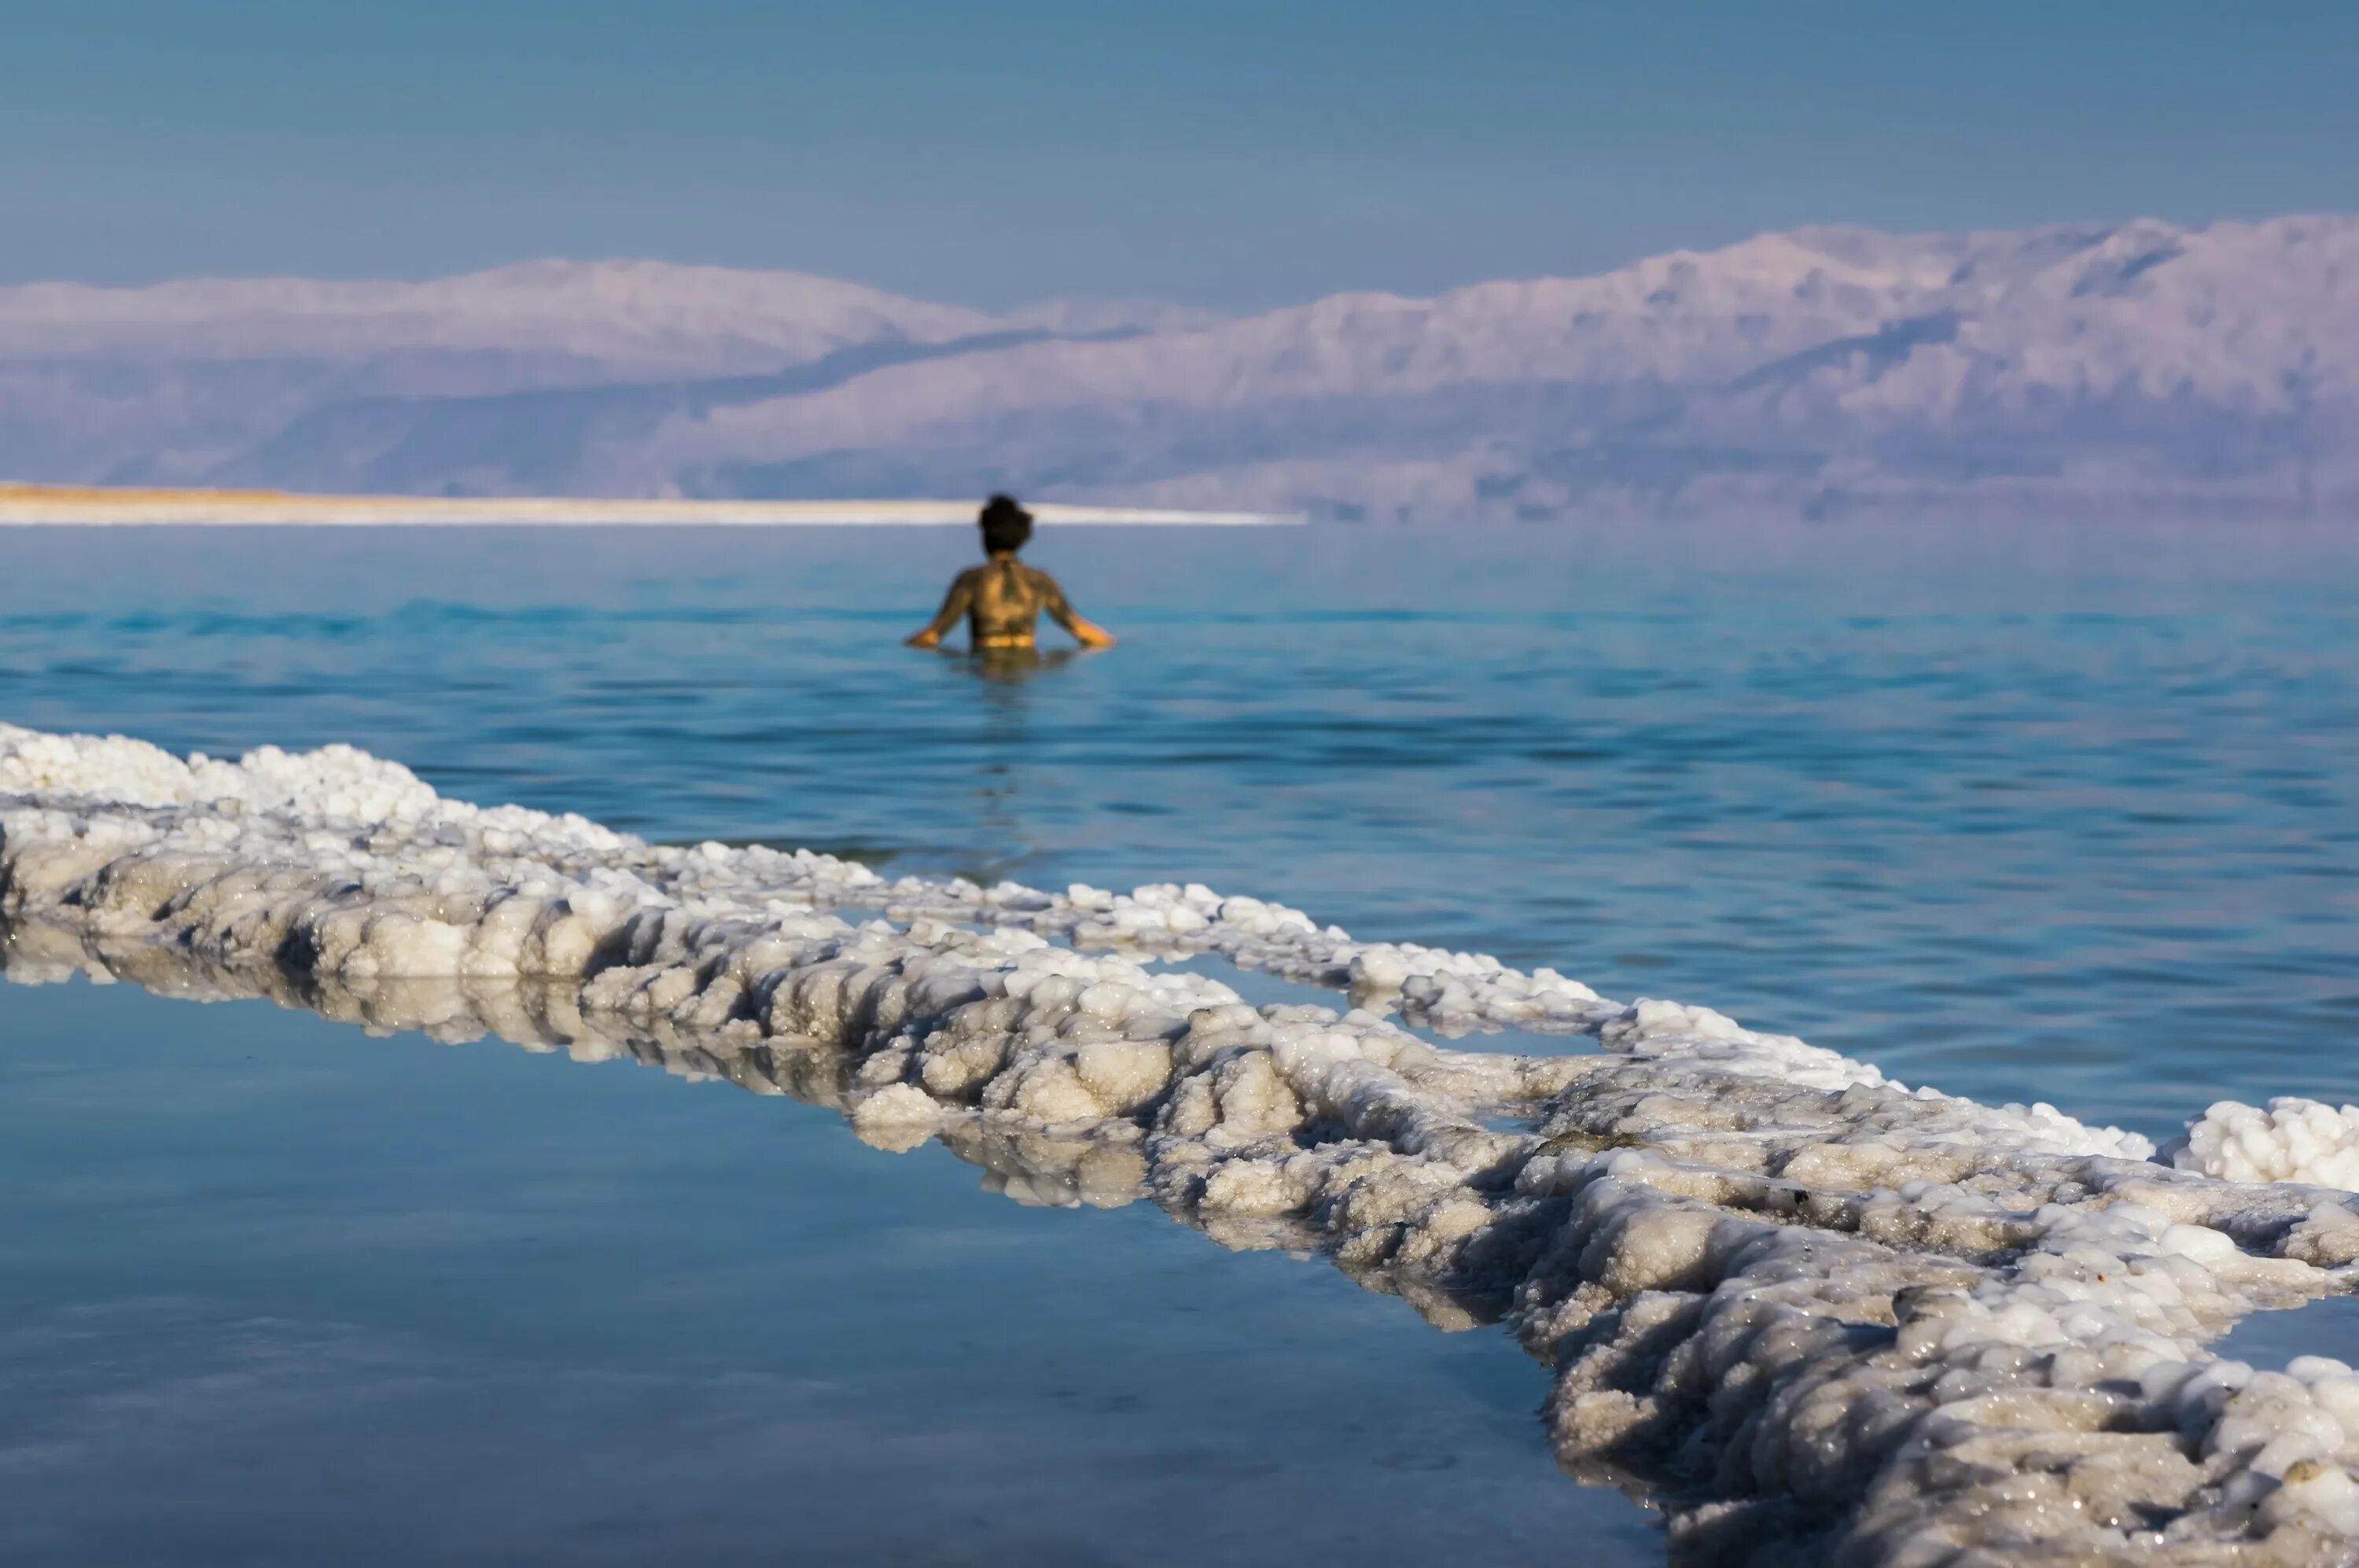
[6,720,2359,1566]
[2174,1100,2359,1193]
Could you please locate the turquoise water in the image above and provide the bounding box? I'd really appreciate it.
[4,519,2358,1561]
[5,520,2355,1132]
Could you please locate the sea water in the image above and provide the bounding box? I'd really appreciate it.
[2,519,2355,1562]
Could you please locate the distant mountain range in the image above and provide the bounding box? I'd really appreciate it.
[3,216,2352,520]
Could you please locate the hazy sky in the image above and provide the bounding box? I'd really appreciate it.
[6,0,2356,308]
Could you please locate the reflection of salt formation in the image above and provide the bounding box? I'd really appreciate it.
[7,720,2359,1565]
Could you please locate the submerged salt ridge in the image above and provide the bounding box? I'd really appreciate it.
[6,723,2359,1565]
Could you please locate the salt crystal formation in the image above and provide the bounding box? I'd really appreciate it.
[2173,1100,2359,1194]
[6,720,2359,1566]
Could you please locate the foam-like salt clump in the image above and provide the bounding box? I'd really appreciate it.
[2176,1098,2359,1190]
[9,718,2359,1567]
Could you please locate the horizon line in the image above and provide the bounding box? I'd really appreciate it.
[0,483,1303,529]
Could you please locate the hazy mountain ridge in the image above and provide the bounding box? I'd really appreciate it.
[3,218,2352,518]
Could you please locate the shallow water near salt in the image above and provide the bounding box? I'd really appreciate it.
[4,518,2358,1559]
[2221,1294,2359,1371]
[0,977,1654,1566]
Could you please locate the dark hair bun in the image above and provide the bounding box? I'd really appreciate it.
[979,493,1034,553]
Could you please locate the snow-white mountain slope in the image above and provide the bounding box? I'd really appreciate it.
[3,217,2351,518]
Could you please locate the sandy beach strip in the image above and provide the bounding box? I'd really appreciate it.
[0,484,1301,528]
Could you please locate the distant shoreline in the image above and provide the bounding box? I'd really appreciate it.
[0,484,1300,528]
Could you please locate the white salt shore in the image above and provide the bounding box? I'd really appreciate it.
[6,720,2359,1565]
[0,487,1300,528]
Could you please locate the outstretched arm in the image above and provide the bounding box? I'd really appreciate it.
[905,572,974,649]
[1040,572,1117,649]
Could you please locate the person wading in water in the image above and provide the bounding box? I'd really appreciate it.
[904,495,1117,653]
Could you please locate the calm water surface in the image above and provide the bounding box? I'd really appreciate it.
[3,519,2357,1561]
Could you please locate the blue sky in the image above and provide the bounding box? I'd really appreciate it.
[6,0,2356,307]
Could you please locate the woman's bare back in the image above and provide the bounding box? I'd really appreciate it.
[907,553,1114,651]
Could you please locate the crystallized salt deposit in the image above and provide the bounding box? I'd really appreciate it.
[2175,1099,2359,1191]
[6,719,2359,1566]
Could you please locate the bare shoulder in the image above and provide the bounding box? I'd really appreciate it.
[1021,562,1065,591]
